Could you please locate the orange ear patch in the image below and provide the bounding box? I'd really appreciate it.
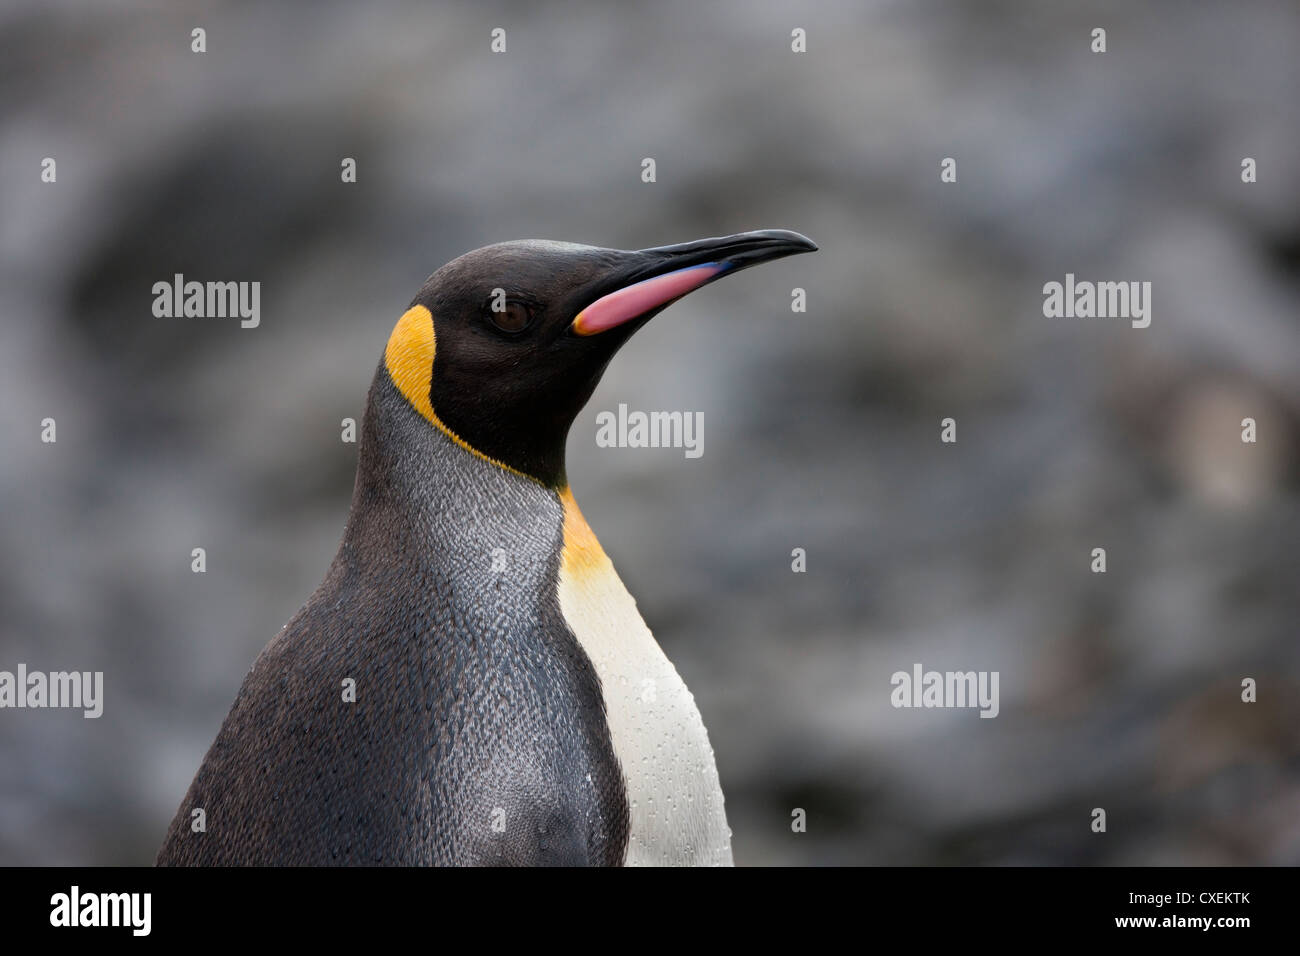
[384,305,438,423]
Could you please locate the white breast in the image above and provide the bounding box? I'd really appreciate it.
[557,490,733,867]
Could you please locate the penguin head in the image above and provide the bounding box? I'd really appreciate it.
[382,229,817,488]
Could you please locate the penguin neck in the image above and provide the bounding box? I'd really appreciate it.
[345,370,565,551]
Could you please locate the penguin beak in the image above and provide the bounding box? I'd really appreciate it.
[571,229,817,336]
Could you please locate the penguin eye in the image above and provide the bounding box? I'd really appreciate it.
[486,299,534,334]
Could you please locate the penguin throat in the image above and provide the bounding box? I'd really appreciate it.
[383,304,572,488]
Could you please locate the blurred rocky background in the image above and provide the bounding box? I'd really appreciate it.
[1,0,1297,865]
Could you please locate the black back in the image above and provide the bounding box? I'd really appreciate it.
[156,367,629,865]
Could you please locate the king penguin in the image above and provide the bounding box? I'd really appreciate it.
[157,229,816,866]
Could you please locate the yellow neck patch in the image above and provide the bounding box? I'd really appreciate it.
[383,304,532,482]
[384,305,439,422]
[559,486,614,583]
